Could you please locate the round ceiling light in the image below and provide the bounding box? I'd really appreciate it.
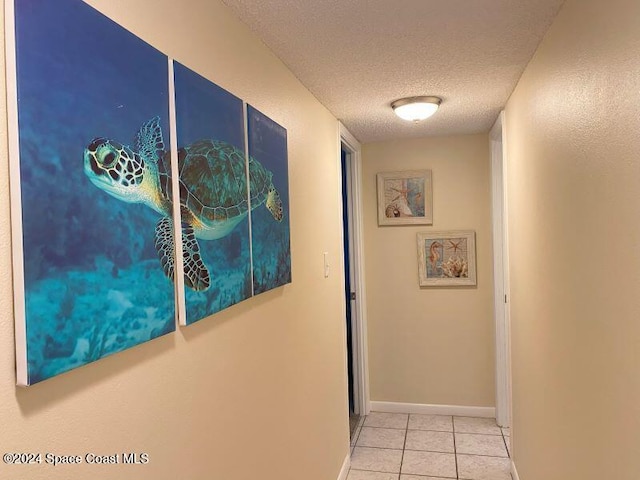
[391,96,442,122]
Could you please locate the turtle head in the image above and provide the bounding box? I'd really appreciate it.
[266,186,283,222]
[84,137,147,203]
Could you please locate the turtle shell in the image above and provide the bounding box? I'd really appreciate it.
[158,140,273,225]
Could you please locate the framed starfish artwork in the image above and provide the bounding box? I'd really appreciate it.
[376,170,433,226]
[417,231,477,287]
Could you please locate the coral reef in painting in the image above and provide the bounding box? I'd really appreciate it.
[183,231,254,323]
[251,206,292,294]
[25,258,174,383]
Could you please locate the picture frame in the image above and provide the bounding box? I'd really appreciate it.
[417,230,477,286]
[377,170,432,225]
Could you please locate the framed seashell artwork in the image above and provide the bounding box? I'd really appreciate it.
[377,170,433,225]
[417,231,477,287]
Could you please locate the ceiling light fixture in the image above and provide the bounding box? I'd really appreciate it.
[391,96,442,122]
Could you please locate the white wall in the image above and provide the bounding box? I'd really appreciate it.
[505,0,640,478]
[362,134,495,408]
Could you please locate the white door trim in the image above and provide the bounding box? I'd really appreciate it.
[339,122,370,416]
[490,112,512,427]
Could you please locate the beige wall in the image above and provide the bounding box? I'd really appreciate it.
[0,1,349,479]
[362,135,495,407]
[505,0,640,478]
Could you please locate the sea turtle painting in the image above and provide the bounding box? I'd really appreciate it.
[83,117,283,292]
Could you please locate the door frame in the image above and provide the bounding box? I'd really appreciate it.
[339,122,370,416]
[490,112,512,427]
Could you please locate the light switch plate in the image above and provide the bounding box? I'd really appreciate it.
[323,252,329,278]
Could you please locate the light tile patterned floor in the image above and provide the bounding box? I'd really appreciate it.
[348,413,512,480]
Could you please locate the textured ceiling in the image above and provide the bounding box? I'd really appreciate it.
[221,0,565,143]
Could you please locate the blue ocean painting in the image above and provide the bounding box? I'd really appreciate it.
[173,62,252,325]
[247,106,292,295]
[12,0,175,384]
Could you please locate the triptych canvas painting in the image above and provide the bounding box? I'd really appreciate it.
[6,0,291,385]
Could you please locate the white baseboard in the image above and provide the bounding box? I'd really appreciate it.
[337,453,350,480]
[370,401,496,418]
[511,460,520,480]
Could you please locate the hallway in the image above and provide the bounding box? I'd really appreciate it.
[348,413,510,479]
[1,1,638,479]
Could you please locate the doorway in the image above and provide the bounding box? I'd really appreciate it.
[339,123,369,437]
[490,112,512,428]
[341,145,357,433]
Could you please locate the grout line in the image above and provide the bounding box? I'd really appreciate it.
[350,429,361,449]
[452,416,459,479]
[454,431,503,436]
[403,447,456,454]
[357,415,506,479]
[349,468,400,475]
[456,452,511,459]
[353,440,405,450]
[351,415,364,452]
[354,426,363,443]
[398,413,409,477]
[502,432,511,459]
[352,446,404,451]
[361,425,410,431]
[407,430,454,433]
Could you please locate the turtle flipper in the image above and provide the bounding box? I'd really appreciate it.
[154,217,176,282]
[180,223,211,291]
[154,217,210,291]
[136,116,165,164]
[266,185,283,221]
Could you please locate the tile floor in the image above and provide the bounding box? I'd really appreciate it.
[348,412,511,480]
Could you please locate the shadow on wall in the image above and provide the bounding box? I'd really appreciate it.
[13,335,174,416]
